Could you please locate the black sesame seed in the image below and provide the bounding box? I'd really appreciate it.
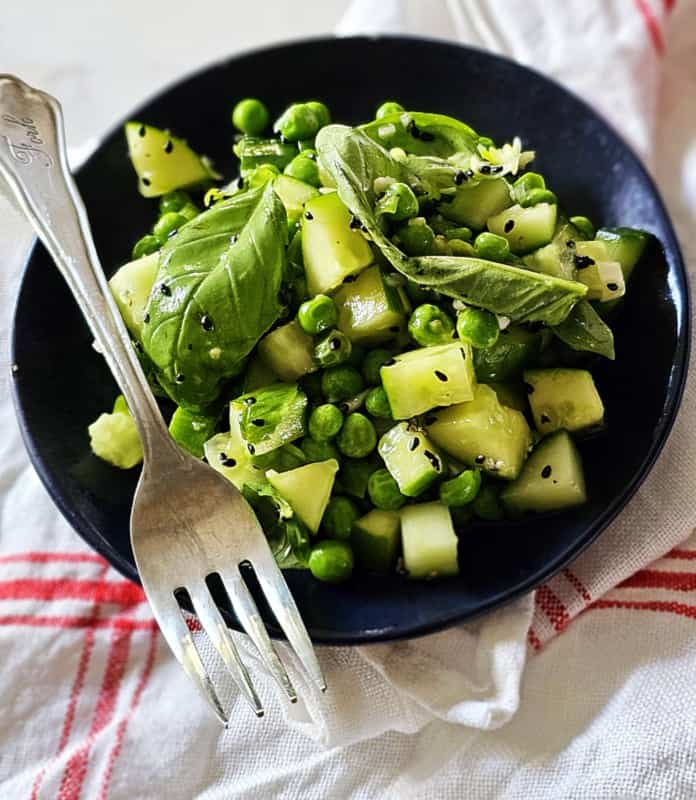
[142,177,151,186]
[607,282,619,291]
[230,234,239,245]
[237,177,245,189]
[504,219,515,233]
[138,125,146,137]
[187,344,193,350]
[489,165,504,175]
[566,239,576,249]
[541,465,552,479]
[409,436,420,451]
[361,223,369,233]
[406,120,420,138]
[349,215,362,229]
[143,313,150,324]
[540,413,551,424]
[424,415,438,426]
[222,457,236,468]
[465,169,475,179]
[424,450,441,470]
[475,454,485,464]
[454,170,467,186]
[304,210,314,220]
[175,373,185,383]
[201,314,214,332]
[383,358,396,367]
[343,274,357,284]
[524,382,534,395]
[244,396,257,406]
[164,140,173,154]
[574,254,595,269]
[434,370,448,382]
[329,338,340,351]
[419,131,435,142]
[460,348,467,360]
[159,283,171,296]
[251,418,265,427]
[247,443,256,455]
[479,165,492,175]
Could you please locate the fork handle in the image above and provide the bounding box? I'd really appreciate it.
[0,75,180,464]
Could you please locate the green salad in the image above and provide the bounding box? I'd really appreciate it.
[90,97,650,584]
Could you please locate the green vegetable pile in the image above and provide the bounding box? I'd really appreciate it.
[93,96,651,584]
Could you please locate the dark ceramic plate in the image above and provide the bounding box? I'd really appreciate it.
[11,37,690,644]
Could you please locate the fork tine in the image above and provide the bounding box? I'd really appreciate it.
[221,570,298,703]
[147,589,228,725]
[188,583,264,717]
[247,550,326,692]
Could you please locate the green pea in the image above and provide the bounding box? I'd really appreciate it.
[153,212,187,244]
[570,215,595,239]
[284,151,321,187]
[306,100,331,128]
[131,234,160,260]
[364,386,392,419]
[472,483,505,520]
[449,238,476,256]
[439,470,482,507]
[430,235,452,255]
[376,101,405,119]
[474,232,511,262]
[308,539,354,583]
[408,303,455,347]
[339,458,378,499]
[321,365,364,403]
[232,98,270,136]
[300,436,340,463]
[314,330,352,368]
[274,103,321,142]
[178,202,201,222]
[336,413,377,458]
[375,182,419,221]
[456,307,500,349]
[322,496,360,540]
[367,468,406,510]
[519,188,557,208]
[308,404,344,441]
[362,349,393,385]
[297,294,338,335]
[158,189,191,215]
[393,219,435,256]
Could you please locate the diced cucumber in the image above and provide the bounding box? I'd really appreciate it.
[381,342,476,419]
[487,202,557,254]
[522,219,584,280]
[88,408,143,469]
[524,368,605,435]
[230,383,307,456]
[473,326,541,383]
[108,252,159,340]
[440,178,512,229]
[242,355,279,393]
[258,320,317,382]
[267,459,339,533]
[596,227,650,282]
[203,428,263,491]
[501,430,587,513]
[401,502,459,578]
[426,383,533,480]
[235,136,296,176]
[351,509,401,573]
[302,191,373,295]
[378,422,444,496]
[573,240,626,302]
[168,406,218,458]
[489,382,528,412]
[334,264,409,344]
[125,122,220,198]
[273,174,320,226]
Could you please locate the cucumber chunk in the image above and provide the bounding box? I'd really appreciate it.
[381,342,476,419]
[441,178,512,229]
[267,459,339,533]
[501,430,587,513]
[522,219,584,280]
[378,422,444,496]
[426,383,533,480]
[401,502,459,578]
[230,383,307,456]
[302,191,373,295]
[168,407,218,458]
[203,426,263,491]
[258,320,317,382]
[125,122,220,198]
[487,202,557,254]
[351,509,401,573]
[108,252,159,340]
[88,407,143,469]
[524,368,605,435]
[273,174,320,226]
[573,240,626,302]
[596,227,650,282]
[334,264,409,344]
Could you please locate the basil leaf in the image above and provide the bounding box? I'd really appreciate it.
[316,125,587,326]
[142,183,287,409]
[552,300,615,360]
[360,111,479,157]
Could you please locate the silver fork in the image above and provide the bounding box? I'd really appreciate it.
[0,75,325,723]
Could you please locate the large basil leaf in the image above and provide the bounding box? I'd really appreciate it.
[316,125,587,326]
[142,183,287,409]
[552,300,615,360]
[360,111,479,157]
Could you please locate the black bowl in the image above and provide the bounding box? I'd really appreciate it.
[11,36,690,644]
